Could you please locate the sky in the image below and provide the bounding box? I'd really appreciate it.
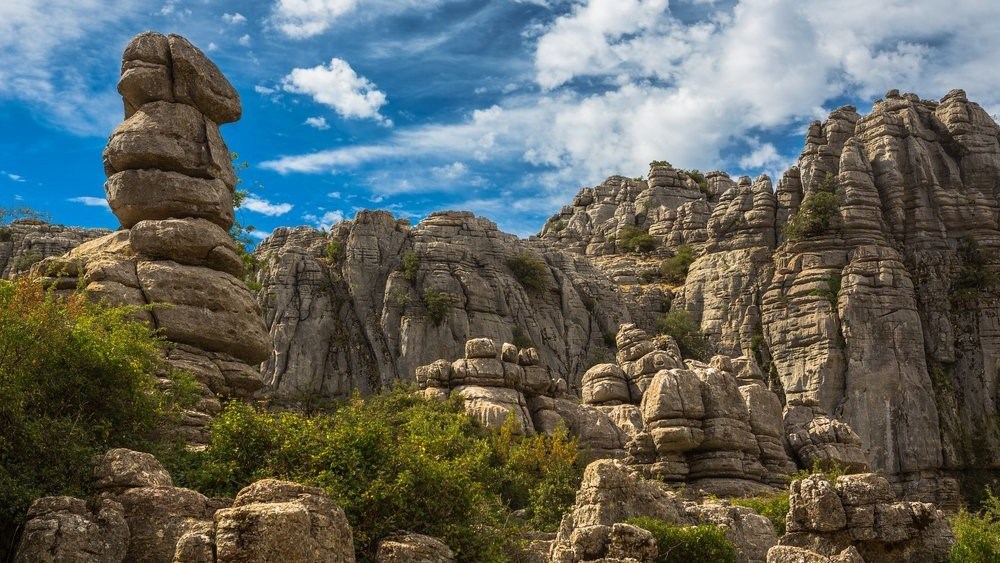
[2,0,1000,240]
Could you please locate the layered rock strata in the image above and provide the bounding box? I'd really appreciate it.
[0,219,109,279]
[31,32,269,443]
[254,211,632,400]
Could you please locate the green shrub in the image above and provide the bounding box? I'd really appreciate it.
[324,239,343,262]
[625,517,737,563]
[0,226,11,242]
[549,219,567,233]
[950,487,1000,563]
[650,160,672,169]
[401,251,419,283]
[661,245,696,285]
[617,226,657,253]
[423,288,451,326]
[507,253,549,293]
[783,172,840,241]
[657,310,710,361]
[807,272,842,308]
[171,389,583,561]
[731,492,790,534]
[586,345,615,368]
[13,250,41,272]
[512,326,534,349]
[0,278,186,557]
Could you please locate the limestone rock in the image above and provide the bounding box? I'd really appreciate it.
[582,363,631,405]
[106,170,234,230]
[15,497,128,563]
[93,448,173,493]
[0,220,109,279]
[215,479,355,563]
[375,532,454,563]
[167,34,241,124]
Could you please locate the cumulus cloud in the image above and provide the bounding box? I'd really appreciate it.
[243,195,294,216]
[68,196,109,209]
[2,171,26,182]
[281,58,390,124]
[222,12,247,25]
[304,116,331,130]
[269,0,449,38]
[238,34,251,47]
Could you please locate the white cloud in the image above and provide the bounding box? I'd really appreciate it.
[238,34,251,47]
[207,42,218,52]
[249,229,272,241]
[223,12,247,25]
[254,84,276,95]
[304,116,331,130]
[68,196,109,209]
[739,140,780,169]
[432,162,468,181]
[327,191,341,198]
[303,210,346,230]
[2,171,26,182]
[269,0,448,38]
[281,58,390,124]
[243,195,294,216]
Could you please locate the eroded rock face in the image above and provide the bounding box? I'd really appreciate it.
[549,459,778,563]
[0,219,109,279]
[375,532,454,563]
[14,497,128,563]
[31,32,268,444]
[779,473,954,562]
[254,211,632,400]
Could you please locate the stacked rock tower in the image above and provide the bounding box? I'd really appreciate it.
[35,32,270,442]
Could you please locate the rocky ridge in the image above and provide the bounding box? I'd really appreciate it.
[0,219,109,279]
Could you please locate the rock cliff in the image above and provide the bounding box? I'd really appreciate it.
[0,219,109,279]
[253,211,632,400]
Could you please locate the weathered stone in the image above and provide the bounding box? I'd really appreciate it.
[465,337,498,359]
[15,497,128,563]
[93,448,173,492]
[451,385,534,435]
[130,218,242,277]
[105,169,234,230]
[375,532,454,563]
[168,34,241,124]
[582,363,631,405]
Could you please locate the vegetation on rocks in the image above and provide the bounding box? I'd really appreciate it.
[169,389,583,561]
[657,309,710,360]
[423,288,451,326]
[0,278,192,555]
[507,253,549,292]
[783,172,840,241]
[953,237,997,303]
[661,244,696,285]
[730,492,790,535]
[401,250,420,283]
[617,225,657,253]
[949,487,1000,563]
[323,239,343,262]
[624,516,737,563]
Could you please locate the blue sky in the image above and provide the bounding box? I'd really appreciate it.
[3,0,1000,239]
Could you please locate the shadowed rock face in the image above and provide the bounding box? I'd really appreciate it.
[253,210,634,400]
[29,32,268,444]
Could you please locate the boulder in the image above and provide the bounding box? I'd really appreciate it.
[375,532,454,563]
[15,497,128,563]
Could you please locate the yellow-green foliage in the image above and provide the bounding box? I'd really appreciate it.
[950,488,1000,563]
[617,225,657,253]
[401,251,419,283]
[171,389,584,561]
[731,492,790,535]
[0,279,188,557]
[423,288,451,326]
[661,245,696,285]
[624,516,737,563]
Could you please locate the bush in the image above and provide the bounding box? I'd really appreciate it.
[549,219,567,233]
[953,237,997,303]
[783,172,840,241]
[808,272,842,308]
[323,239,343,262]
[507,253,549,293]
[0,279,186,557]
[650,160,672,169]
[731,492,790,535]
[401,251,419,284]
[950,487,1000,563]
[657,310,710,361]
[171,389,583,561]
[12,250,42,272]
[617,226,657,253]
[661,245,696,285]
[423,288,451,326]
[625,517,737,563]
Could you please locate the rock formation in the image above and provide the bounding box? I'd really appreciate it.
[536,90,1000,506]
[31,32,269,443]
[15,449,355,563]
[0,219,109,279]
[253,211,632,400]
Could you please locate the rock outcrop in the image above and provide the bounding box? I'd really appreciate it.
[30,32,268,443]
[549,459,779,563]
[254,211,632,400]
[15,449,356,563]
[0,219,109,279]
[775,473,954,562]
